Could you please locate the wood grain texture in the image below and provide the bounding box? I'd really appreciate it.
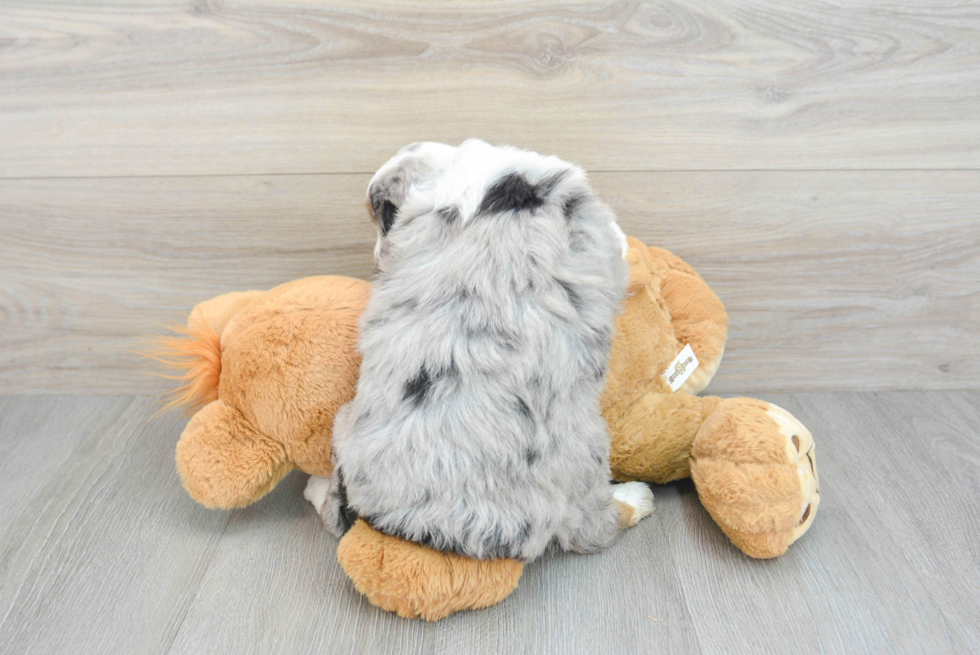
[0,397,232,655]
[2,171,977,394]
[660,390,980,654]
[779,391,980,652]
[604,171,980,393]
[0,174,378,394]
[1,392,977,654]
[1,0,979,177]
[169,473,701,655]
[0,395,118,529]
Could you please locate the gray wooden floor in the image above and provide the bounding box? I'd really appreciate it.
[0,391,976,654]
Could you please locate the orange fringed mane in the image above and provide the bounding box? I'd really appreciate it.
[143,323,223,414]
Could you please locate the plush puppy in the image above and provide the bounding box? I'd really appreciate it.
[310,140,653,561]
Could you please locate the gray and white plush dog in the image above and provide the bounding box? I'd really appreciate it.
[306,139,652,561]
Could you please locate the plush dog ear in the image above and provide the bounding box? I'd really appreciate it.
[367,142,457,236]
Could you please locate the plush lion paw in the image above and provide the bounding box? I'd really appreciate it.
[765,403,820,539]
[337,520,524,621]
[690,398,820,558]
[175,400,292,510]
[613,481,654,527]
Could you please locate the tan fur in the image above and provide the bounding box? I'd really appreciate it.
[215,277,369,477]
[153,238,820,618]
[176,399,292,508]
[145,325,223,414]
[336,520,524,621]
[145,290,268,414]
[163,277,370,508]
[689,398,819,558]
[608,392,720,484]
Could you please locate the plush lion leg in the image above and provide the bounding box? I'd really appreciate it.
[336,520,524,621]
[176,399,292,509]
[690,398,820,558]
[607,389,819,558]
[607,391,721,484]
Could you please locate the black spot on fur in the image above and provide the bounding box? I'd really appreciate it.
[369,516,530,559]
[544,391,559,424]
[516,521,531,548]
[557,279,583,311]
[484,522,534,558]
[413,530,440,549]
[334,469,359,534]
[438,206,460,223]
[562,194,586,220]
[403,366,432,407]
[494,328,519,351]
[525,447,540,466]
[392,298,418,311]
[353,409,371,430]
[410,528,467,557]
[485,527,504,553]
[568,228,590,253]
[465,325,518,351]
[381,200,397,235]
[479,173,544,215]
[516,397,532,419]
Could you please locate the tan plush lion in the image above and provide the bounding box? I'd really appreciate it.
[153,236,819,621]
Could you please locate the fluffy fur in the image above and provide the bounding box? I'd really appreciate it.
[321,140,633,560]
[144,323,222,414]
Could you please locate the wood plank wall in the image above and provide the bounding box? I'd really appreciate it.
[1,0,978,394]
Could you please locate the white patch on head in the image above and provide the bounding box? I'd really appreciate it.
[367,142,459,262]
[304,475,332,515]
[428,139,581,222]
[367,139,629,258]
[367,141,458,204]
[613,481,654,526]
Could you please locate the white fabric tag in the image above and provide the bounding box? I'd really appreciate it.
[663,344,700,392]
